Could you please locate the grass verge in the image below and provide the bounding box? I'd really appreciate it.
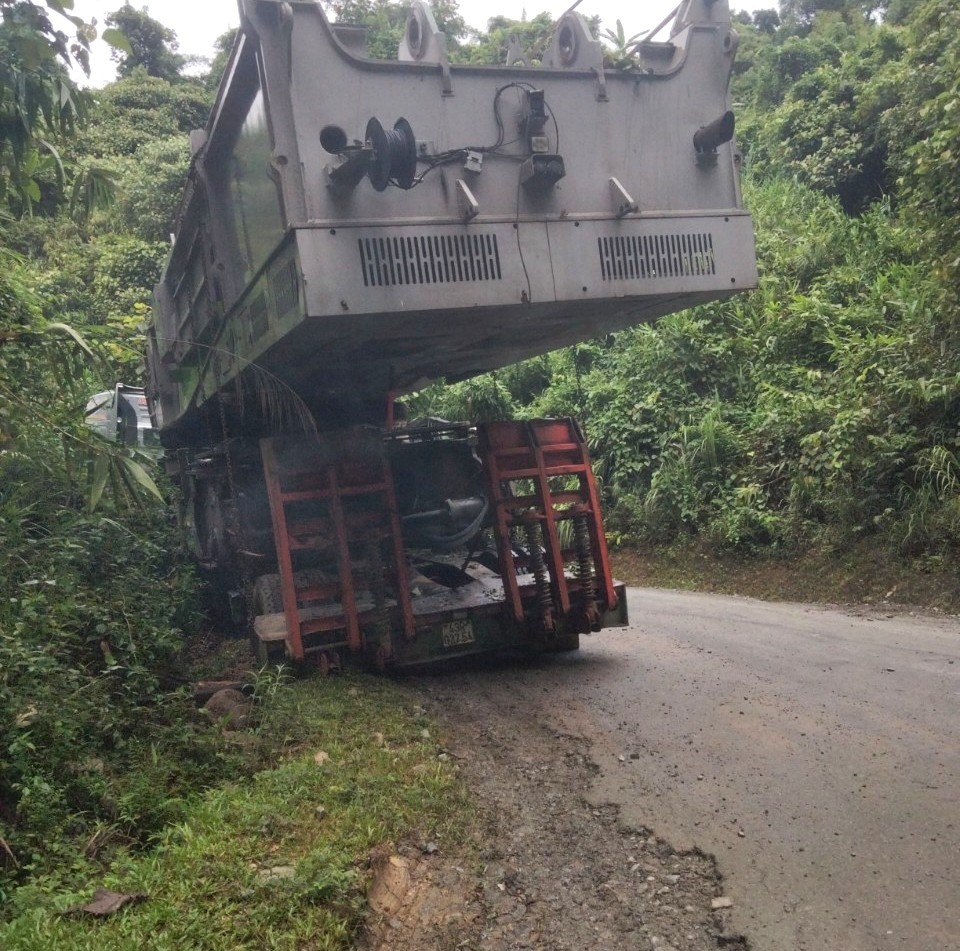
[0,671,472,951]
[611,540,960,614]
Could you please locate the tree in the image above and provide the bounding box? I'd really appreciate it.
[106,4,185,82]
[778,1,881,32]
[881,0,926,24]
[322,0,467,60]
[104,134,191,242]
[733,7,909,213]
[752,8,781,34]
[458,12,556,65]
[884,0,960,286]
[0,2,136,220]
[0,0,90,213]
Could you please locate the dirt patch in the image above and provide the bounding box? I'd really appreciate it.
[360,849,480,949]
[361,669,747,951]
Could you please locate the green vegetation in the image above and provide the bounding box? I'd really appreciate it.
[105,4,185,82]
[413,1,960,580]
[1,0,958,941]
[0,0,227,913]
[0,675,468,950]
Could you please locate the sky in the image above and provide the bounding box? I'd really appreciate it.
[66,0,775,87]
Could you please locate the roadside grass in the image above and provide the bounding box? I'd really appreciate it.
[611,540,960,614]
[0,671,472,951]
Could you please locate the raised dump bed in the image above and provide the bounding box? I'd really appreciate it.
[147,0,756,442]
[146,1,756,667]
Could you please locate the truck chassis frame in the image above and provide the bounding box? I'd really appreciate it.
[249,419,626,668]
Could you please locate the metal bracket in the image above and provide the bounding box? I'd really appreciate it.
[545,13,605,72]
[440,60,453,97]
[456,179,479,222]
[399,1,453,96]
[325,154,367,192]
[609,177,639,217]
[592,66,609,103]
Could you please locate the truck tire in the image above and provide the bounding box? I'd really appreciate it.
[251,574,284,665]
[547,631,580,653]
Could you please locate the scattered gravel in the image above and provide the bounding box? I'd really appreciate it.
[361,668,747,950]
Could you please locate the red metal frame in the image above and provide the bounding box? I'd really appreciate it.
[260,432,415,661]
[478,418,617,630]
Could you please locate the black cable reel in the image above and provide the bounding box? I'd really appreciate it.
[366,117,417,190]
[321,116,418,191]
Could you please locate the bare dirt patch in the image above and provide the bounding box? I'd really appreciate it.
[360,848,480,949]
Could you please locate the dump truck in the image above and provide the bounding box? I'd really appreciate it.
[146,0,757,668]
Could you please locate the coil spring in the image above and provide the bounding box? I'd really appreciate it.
[573,513,596,602]
[524,519,552,614]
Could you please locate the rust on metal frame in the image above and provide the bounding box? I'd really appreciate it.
[259,433,415,661]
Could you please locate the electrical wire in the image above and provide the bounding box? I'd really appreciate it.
[514,171,533,304]
[392,81,553,306]
[401,81,562,189]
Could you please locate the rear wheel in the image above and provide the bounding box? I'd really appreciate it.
[546,631,580,653]
[250,574,285,666]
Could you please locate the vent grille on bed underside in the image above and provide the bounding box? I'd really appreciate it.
[599,232,716,281]
[359,233,502,287]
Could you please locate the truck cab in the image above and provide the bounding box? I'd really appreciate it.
[85,385,159,448]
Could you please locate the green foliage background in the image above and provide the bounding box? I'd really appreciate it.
[411,0,960,566]
[0,1,230,906]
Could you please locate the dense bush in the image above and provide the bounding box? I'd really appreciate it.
[413,176,960,561]
[0,421,251,900]
[0,240,242,901]
[78,73,209,159]
[409,2,960,567]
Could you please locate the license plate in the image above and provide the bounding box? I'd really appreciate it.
[441,619,475,648]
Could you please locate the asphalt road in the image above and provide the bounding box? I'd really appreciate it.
[433,588,960,950]
[580,589,960,951]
